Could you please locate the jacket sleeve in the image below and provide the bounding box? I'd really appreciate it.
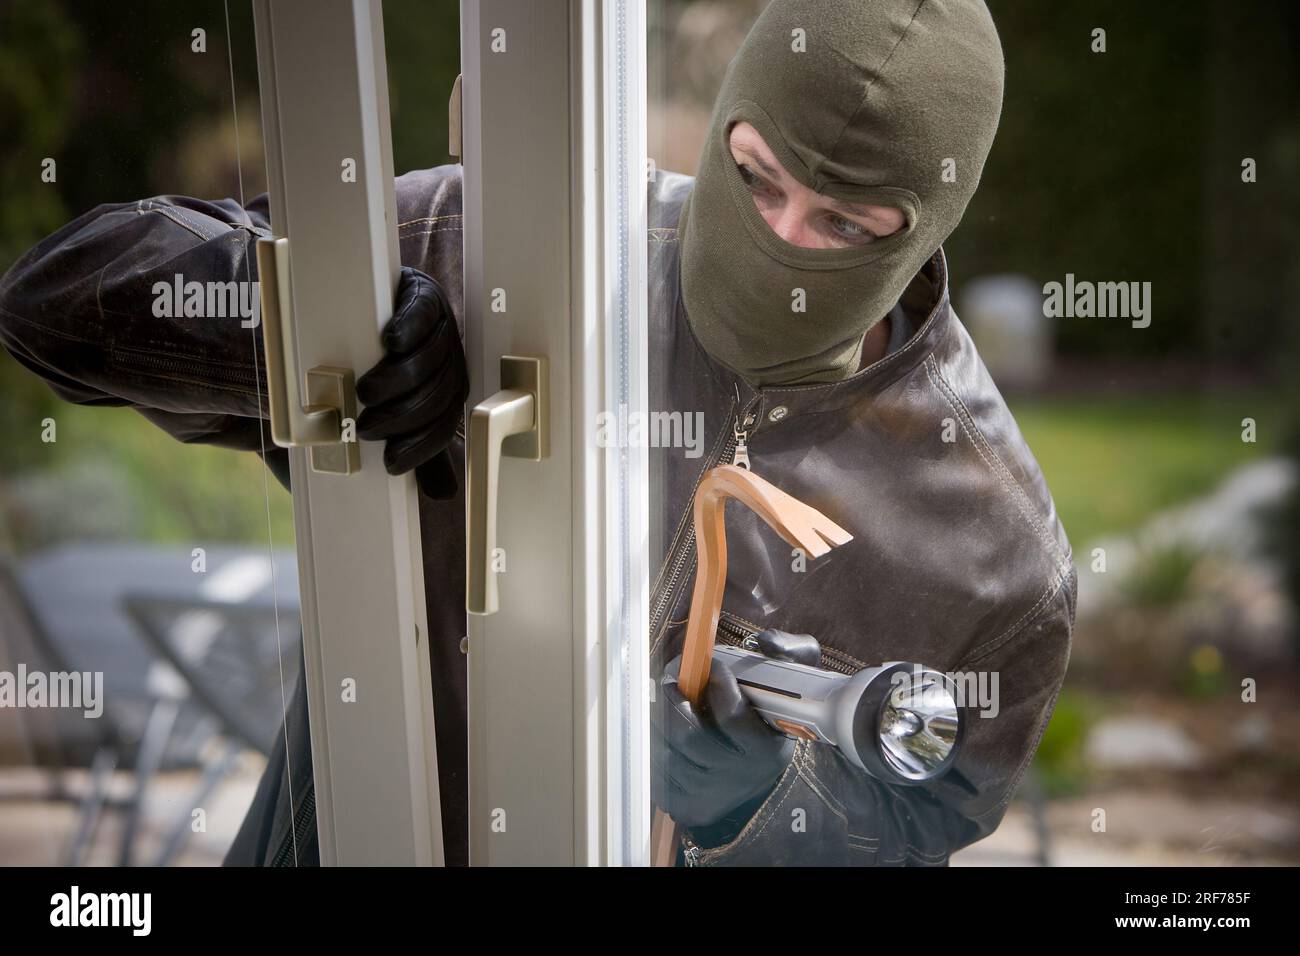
[689,566,1076,866]
[0,166,466,492]
[0,192,293,485]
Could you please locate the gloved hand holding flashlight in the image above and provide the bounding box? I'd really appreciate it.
[651,629,819,828]
[653,624,965,834]
[356,266,469,500]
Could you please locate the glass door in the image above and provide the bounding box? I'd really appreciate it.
[460,0,652,865]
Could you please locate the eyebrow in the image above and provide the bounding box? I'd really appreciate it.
[733,143,888,224]
[733,143,783,182]
[828,196,886,223]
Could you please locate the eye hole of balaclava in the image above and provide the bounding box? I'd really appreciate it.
[718,115,918,265]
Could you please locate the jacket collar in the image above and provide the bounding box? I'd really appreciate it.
[677,246,954,418]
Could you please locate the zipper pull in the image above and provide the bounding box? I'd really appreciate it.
[732,435,750,470]
[682,838,702,867]
[732,412,755,470]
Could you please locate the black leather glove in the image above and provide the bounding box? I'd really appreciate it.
[356,267,469,499]
[651,629,821,829]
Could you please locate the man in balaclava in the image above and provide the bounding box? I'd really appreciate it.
[681,0,1003,385]
[649,0,1055,862]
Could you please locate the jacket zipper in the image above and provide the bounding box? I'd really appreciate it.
[715,611,865,676]
[648,392,762,645]
[270,786,316,867]
[114,348,262,387]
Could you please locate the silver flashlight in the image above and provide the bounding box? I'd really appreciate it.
[712,644,964,785]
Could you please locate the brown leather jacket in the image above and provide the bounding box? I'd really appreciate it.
[647,169,1075,864]
[0,163,1074,866]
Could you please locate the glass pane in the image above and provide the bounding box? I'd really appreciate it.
[647,0,766,865]
[0,2,299,866]
[643,0,1298,871]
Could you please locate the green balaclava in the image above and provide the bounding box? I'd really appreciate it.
[678,0,1005,386]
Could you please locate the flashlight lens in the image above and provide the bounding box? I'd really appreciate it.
[877,669,960,781]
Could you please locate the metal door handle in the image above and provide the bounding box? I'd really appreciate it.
[466,355,549,616]
[256,236,360,475]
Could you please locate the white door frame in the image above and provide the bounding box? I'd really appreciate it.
[253,0,443,866]
[460,0,651,865]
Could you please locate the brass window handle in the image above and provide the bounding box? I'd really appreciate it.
[256,236,360,476]
[466,356,549,616]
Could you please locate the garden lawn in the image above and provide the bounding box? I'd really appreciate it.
[1008,390,1285,548]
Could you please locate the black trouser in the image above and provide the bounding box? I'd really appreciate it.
[224,644,318,866]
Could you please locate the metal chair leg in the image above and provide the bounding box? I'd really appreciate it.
[153,740,243,866]
[116,699,180,867]
[1026,765,1052,867]
[63,746,118,867]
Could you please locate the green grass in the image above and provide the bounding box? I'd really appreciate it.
[3,402,295,550]
[1011,389,1294,790]
[1033,690,1096,796]
[1008,390,1285,547]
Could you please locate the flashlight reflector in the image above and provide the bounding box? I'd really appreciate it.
[877,668,961,781]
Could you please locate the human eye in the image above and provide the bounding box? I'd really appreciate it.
[826,213,877,245]
[737,163,779,203]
